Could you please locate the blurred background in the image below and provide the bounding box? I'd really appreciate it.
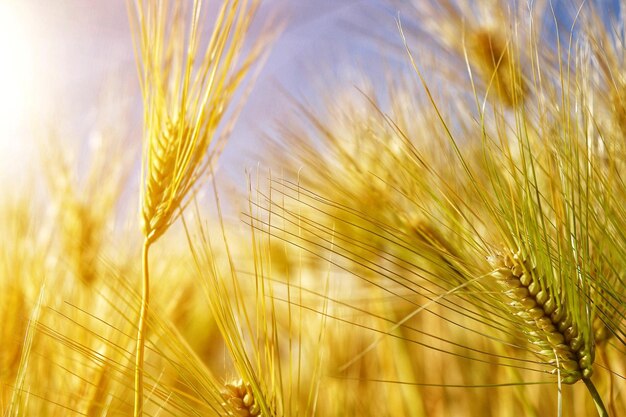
[0,0,404,191]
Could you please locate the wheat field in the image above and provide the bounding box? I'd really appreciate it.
[1,0,625,416]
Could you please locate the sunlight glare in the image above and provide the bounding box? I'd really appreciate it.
[0,2,36,180]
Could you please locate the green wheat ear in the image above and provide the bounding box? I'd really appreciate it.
[489,250,592,383]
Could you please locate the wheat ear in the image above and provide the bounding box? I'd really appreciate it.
[490,250,609,416]
[490,250,592,383]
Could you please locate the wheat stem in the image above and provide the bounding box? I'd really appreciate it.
[583,377,609,417]
[134,238,151,417]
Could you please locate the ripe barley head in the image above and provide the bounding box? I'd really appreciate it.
[222,379,263,417]
[489,250,593,384]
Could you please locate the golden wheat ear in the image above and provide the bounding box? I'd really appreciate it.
[128,0,270,415]
[396,0,529,108]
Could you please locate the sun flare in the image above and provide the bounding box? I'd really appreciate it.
[0,3,35,164]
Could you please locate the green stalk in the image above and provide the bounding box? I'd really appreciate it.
[583,377,609,417]
[135,239,151,417]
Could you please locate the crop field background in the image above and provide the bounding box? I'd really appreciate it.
[0,0,625,416]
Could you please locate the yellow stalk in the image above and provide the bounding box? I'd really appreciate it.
[128,0,268,414]
[134,238,151,416]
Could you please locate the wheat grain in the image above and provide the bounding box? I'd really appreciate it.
[222,379,262,417]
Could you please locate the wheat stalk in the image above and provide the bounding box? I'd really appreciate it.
[128,0,264,414]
